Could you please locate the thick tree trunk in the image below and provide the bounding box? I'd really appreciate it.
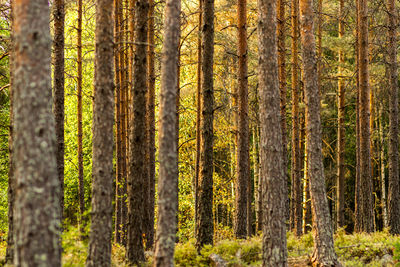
[53,0,65,221]
[355,0,374,233]
[13,0,61,265]
[146,0,156,248]
[336,0,345,229]
[290,0,302,236]
[195,0,215,250]
[234,0,249,239]
[77,0,85,231]
[386,0,400,235]
[153,0,181,264]
[86,0,114,265]
[127,0,148,263]
[299,0,340,264]
[257,0,287,264]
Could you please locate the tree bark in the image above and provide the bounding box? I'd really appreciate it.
[153,0,181,263]
[299,0,340,263]
[77,0,85,231]
[86,0,114,265]
[290,0,302,236]
[386,0,400,234]
[195,0,215,250]
[53,0,65,222]
[234,0,249,239]
[146,0,156,248]
[13,0,61,265]
[355,0,374,233]
[127,0,148,262]
[379,105,388,228]
[257,0,288,263]
[336,0,345,229]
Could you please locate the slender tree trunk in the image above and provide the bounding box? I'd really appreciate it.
[127,0,148,262]
[5,1,14,262]
[13,0,61,264]
[336,0,345,229]
[290,0,302,236]
[379,105,388,228]
[386,0,400,234]
[258,0,288,263]
[195,0,215,250]
[194,0,202,235]
[53,0,65,222]
[355,0,374,233]
[234,0,249,239]
[153,0,181,264]
[86,0,114,264]
[77,0,85,230]
[299,0,340,263]
[146,0,156,248]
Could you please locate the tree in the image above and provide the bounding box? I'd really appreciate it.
[195,0,215,250]
[12,0,61,265]
[336,0,345,229]
[127,0,149,262]
[386,0,400,235]
[86,0,114,265]
[146,0,156,248]
[257,0,287,263]
[290,0,302,236]
[77,0,85,230]
[299,0,340,263]
[53,0,65,220]
[234,0,249,239]
[153,0,181,263]
[355,0,374,233]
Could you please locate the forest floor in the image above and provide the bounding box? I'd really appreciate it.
[0,227,399,266]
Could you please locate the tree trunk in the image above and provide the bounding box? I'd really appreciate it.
[379,105,388,228]
[195,0,215,250]
[386,0,400,234]
[355,0,374,233]
[127,0,148,263]
[153,0,181,263]
[146,0,156,248]
[194,0,202,235]
[13,0,61,265]
[234,0,249,239]
[77,0,85,231]
[299,0,340,263]
[257,0,288,264]
[53,0,65,221]
[290,0,302,236]
[86,0,114,264]
[336,0,345,229]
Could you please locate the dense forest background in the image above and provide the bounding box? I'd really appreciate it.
[0,0,400,265]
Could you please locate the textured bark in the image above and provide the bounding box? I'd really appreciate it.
[386,0,400,235]
[299,0,340,264]
[355,0,374,233]
[234,0,249,239]
[153,0,181,264]
[13,0,61,265]
[290,0,302,236]
[195,0,215,250]
[53,0,65,220]
[194,0,202,234]
[379,105,387,228]
[127,0,148,262]
[146,0,156,248]
[5,2,14,262]
[257,0,288,263]
[77,0,85,229]
[86,0,114,265]
[336,0,345,229]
